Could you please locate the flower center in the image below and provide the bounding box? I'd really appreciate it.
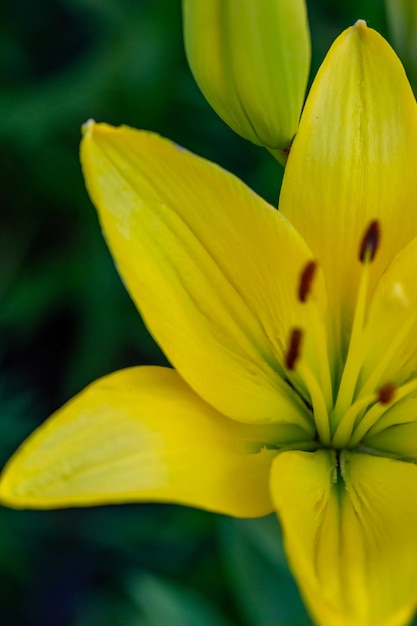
[282,219,417,452]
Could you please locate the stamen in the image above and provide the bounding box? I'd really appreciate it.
[331,391,377,448]
[297,360,331,445]
[378,382,396,405]
[285,323,331,444]
[333,265,370,415]
[349,379,415,446]
[285,328,303,370]
[355,294,417,401]
[285,262,333,440]
[298,262,334,410]
[349,401,391,446]
[333,221,382,422]
[359,220,380,263]
[298,261,317,303]
[333,383,396,448]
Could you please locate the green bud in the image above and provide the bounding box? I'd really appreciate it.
[183,0,311,164]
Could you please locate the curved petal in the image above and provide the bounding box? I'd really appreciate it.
[81,121,325,428]
[279,21,417,338]
[0,366,304,516]
[271,449,417,626]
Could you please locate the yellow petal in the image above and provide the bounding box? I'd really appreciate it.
[81,122,323,430]
[279,21,417,338]
[183,0,310,160]
[271,449,417,626]
[0,366,301,516]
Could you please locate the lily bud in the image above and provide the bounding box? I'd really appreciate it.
[386,0,417,88]
[183,0,310,164]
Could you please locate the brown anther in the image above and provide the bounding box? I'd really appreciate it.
[359,220,381,263]
[298,261,317,303]
[378,382,396,405]
[285,328,303,370]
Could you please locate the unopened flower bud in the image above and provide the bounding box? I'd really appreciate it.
[183,0,311,164]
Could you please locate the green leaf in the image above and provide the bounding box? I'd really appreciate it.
[219,515,312,626]
[128,573,233,626]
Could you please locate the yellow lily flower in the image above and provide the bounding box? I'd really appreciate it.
[183,0,310,163]
[2,20,417,626]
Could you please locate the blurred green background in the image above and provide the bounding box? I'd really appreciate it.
[0,1,411,625]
